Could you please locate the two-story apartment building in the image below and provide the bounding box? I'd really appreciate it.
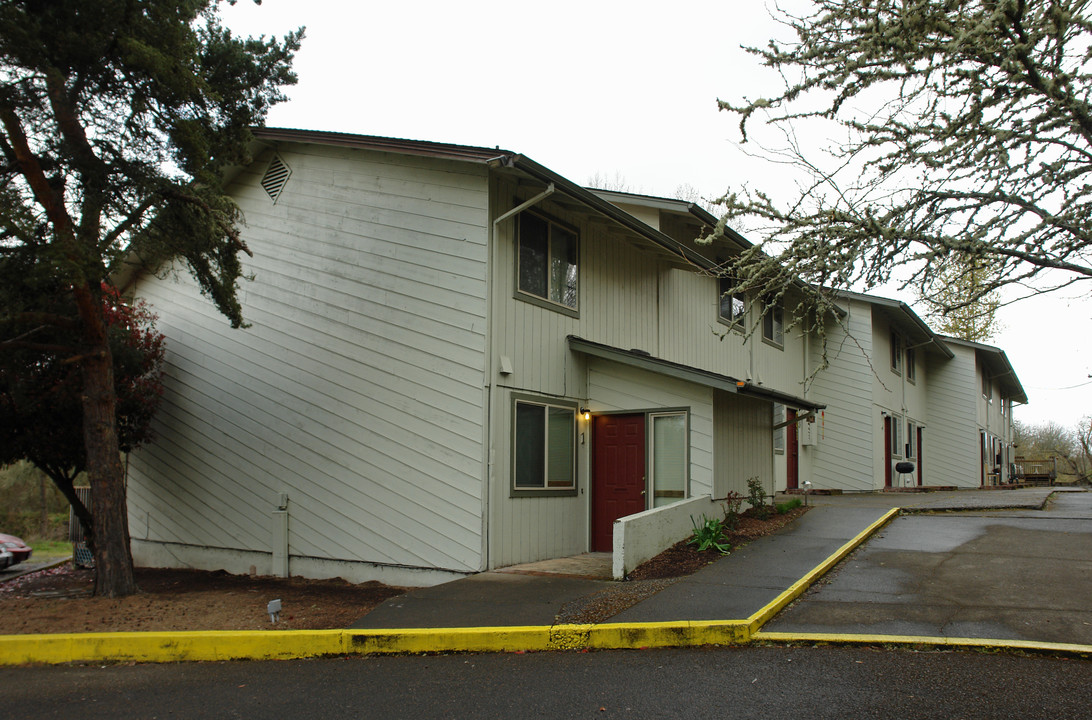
[123,130,821,586]
[775,291,1026,492]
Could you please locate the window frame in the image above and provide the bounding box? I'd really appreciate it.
[890,413,904,458]
[773,403,785,454]
[905,346,916,383]
[761,298,784,349]
[649,411,690,507]
[717,275,746,331]
[511,395,579,498]
[515,209,580,317]
[891,331,903,375]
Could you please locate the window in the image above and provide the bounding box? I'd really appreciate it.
[891,332,903,374]
[982,373,992,403]
[518,211,578,311]
[762,299,784,347]
[513,399,576,494]
[718,276,746,328]
[773,404,785,454]
[651,413,688,507]
[907,420,916,458]
[906,347,916,383]
[891,414,903,458]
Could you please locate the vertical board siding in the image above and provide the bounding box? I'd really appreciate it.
[127,144,490,574]
[925,346,980,487]
[808,301,877,491]
[658,268,750,377]
[487,179,807,566]
[488,391,590,569]
[713,390,774,497]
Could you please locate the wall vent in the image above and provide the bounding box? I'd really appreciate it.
[261,155,291,203]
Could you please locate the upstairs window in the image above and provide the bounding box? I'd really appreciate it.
[982,373,993,403]
[906,346,916,383]
[762,299,784,348]
[518,211,578,312]
[891,331,903,374]
[718,276,746,328]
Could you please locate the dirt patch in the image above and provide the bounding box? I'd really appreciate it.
[0,564,404,635]
[1,506,808,635]
[628,506,810,581]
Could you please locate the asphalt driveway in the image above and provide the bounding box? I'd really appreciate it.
[766,490,1092,644]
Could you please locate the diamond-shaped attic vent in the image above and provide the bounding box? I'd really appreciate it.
[261,155,291,204]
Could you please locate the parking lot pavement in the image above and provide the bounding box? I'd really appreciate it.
[765,490,1092,644]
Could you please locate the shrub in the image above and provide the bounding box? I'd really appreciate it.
[688,514,732,555]
[721,491,744,531]
[747,477,771,520]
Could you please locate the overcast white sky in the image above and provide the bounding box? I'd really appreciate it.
[219,0,1092,431]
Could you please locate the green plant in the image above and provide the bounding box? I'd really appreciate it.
[688,515,732,555]
[721,491,744,531]
[747,477,771,520]
[776,497,803,514]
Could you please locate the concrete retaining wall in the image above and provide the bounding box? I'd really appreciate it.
[612,495,722,579]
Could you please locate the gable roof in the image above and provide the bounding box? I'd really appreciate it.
[835,290,954,359]
[940,336,1028,404]
[250,128,719,271]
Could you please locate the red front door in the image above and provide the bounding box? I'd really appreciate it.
[884,416,893,488]
[592,414,646,552]
[786,409,799,490]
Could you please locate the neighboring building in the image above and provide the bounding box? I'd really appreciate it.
[932,336,1026,487]
[776,291,1026,492]
[123,129,820,586]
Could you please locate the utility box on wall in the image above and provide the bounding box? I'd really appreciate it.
[800,415,818,447]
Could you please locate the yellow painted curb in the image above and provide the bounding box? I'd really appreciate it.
[745,507,900,634]
[0,629,347,665]
[0,620,756,666]
[753,631,1092,657]
[0,507,918,666]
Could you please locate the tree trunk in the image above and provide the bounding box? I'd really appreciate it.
[75,282,137,597]
[39,475,48,537]
[35,462,93,549]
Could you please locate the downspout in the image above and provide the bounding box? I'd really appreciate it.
[481,183,556,571]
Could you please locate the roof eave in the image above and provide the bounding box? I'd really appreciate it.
[505,155,716,271]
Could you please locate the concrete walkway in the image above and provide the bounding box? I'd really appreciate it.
[354,501,894,629]
[356,487,1064,630]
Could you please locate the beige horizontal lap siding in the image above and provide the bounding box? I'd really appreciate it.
[127,145,490,574]
[925,346,981,488]
[809,302,875,491]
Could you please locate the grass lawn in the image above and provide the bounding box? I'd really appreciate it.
[28,539,73,562]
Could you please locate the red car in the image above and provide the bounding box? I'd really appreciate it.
[0,534,32,566]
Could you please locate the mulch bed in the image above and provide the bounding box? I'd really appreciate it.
[627,506,810,581]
